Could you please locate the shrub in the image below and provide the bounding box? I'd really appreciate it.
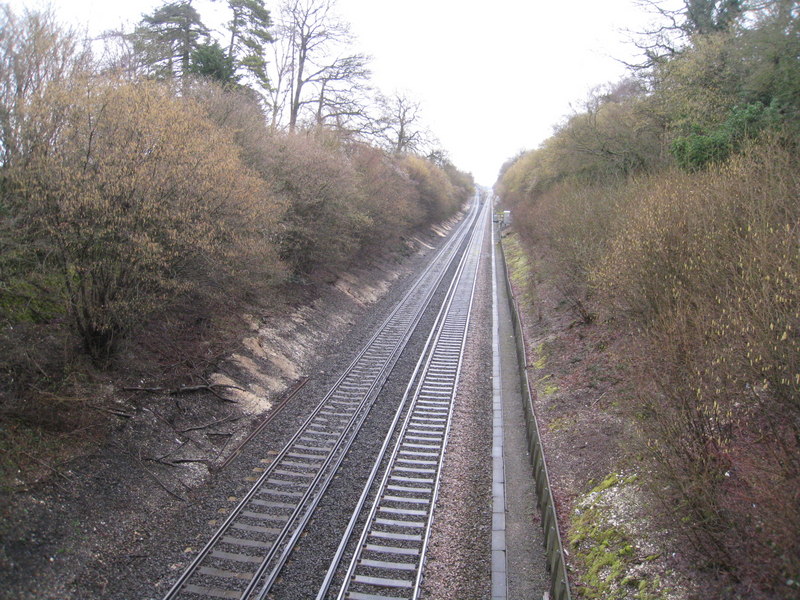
[595,139,800,593]
[0,4,90,169]
[186,79,273,174]
[401,155,460,223]
[499,133,800,595]
[671,102,780,171]
[263,132,369,275]
[9,77,283,363]
[349,143,420,246]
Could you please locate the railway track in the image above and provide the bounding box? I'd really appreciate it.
[162,199,488,600]
[319,197,487,600]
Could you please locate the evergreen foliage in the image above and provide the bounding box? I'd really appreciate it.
[131,1,209,82]
[671,101,780,170]
[225,0,272,89]
[190,41,239,85]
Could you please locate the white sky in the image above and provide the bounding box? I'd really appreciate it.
[17,0,663,185]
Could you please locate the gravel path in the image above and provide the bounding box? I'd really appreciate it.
[493,225,551,599]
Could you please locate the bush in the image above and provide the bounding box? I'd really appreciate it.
[401,155,461,223]
[511,179,622,322]
[186,79,273,174]
[499,133,800,595]
[495,5,800,590]
[0,4,90,170]
[263,132,369,275]
[8,77,283,363]
[671,102,780,171]
[595,139,800,592]
[349,143,421,246]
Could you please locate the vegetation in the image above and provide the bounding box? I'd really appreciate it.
[13,77,284,363]
[496,1,799,597]
[569,474,661,600]
[0,1,472,383]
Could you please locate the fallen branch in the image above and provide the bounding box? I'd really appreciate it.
[136,459,186,501]
[178,415,240,434]
[173,384,244,395]
[140,408,209,455]
[198,384,240,403]
[146,456,208,467]
[24,351,50,379]
[591,390,610,407]
[87,404,135,419]
[155,440,190,462]
[123,383,242,403]
[146,440,212,467]
[6,453,70,494]
[19,450,72,482]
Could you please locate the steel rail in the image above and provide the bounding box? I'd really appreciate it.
[246,201,484,600]
[216,377,309,471]
[161,201,481,600]
[314,202,488,600]
[329,201,488,600]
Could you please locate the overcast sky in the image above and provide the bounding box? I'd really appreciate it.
[22,0,664,185]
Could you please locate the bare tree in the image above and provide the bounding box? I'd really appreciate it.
[266,0,370,131]
[631,0,749,66]
[374,92,435,154]
[312,53,371,132]
[0,5,90,168]
[265,27,293,128]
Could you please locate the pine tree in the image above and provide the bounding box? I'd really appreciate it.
[226,0,273,89]
[131,1,209,84]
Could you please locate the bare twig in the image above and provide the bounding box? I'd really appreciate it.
[19,450,72,482]
[24,351,50,379]
[4,452,70,494]
[145,456,208,467]
[174,384,244,394]
[155,439,190,462]
[178,415,239,434]
[591,390,610,407]
[200,385,237,403]
[87,404,135,419]
[135,459,186,501]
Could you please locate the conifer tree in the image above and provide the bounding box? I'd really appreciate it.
[131,1,209,83]
[226,0,273,89]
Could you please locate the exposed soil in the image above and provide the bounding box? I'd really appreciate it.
[0,222,459,600]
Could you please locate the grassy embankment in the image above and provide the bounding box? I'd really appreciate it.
[501,137,799,600]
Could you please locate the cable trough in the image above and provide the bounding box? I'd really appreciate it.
[161,201,482,600]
